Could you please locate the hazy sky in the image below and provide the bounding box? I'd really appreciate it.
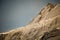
[0,0,60,32]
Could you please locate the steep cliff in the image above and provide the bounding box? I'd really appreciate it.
[0,3,60,40]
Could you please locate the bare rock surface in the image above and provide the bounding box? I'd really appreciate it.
[0,3,60,40]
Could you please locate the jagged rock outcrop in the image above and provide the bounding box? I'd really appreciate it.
[0,3,60,40]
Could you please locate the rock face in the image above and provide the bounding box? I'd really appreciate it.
[0,3,60,40]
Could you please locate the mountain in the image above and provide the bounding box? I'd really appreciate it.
[0,3,60,40]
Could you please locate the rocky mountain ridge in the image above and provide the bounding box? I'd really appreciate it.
[0,3,60,40]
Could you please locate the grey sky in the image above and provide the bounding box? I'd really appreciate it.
[0,0,60,32]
